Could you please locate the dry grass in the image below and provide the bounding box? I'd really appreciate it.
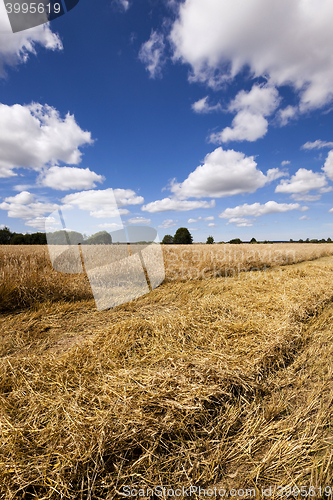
[0,246,91,313]
[1,243,333,313]
[163,243,333,281]
[1,247,333,498]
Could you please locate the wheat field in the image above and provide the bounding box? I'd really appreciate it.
[1,243,333,313]
[1,244,333,498]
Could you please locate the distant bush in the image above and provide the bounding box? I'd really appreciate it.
[162,235,174,244]
[229,238,242,244]
[206,236,214,244]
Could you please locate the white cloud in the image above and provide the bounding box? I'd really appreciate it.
[25,216,60,231]
[170,0,333,109]
[276,106,298,126]
[142,198,215,213]
[291,194,322,202]
[275,168,328,194]
[188,218,197,223]
[266,168,288,182]
[0,191,58,219]
[210,85,280,143]
[219,201,302,219]
[127,217,151,225]
[139,31,165,78]
[0,103,93,178]
[192,96,221,113]
[301,140,333,150]
[158,219,178,228]
[88,208,130,218]
[226,217,254,227]
[281,160,291,166]
[61,189,144,215]
[204,216,214,221]
[329,208,333,213]
[39,166,104,191]
[170,147,284,199]
[207,222,217,227]
[112,189,144,207]
[114,0,130,11]
[299,215,310,220]
[0,1,62,77]
[322,150,333,180]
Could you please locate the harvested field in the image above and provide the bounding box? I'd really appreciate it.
[0,247,333,498]
[1,243,333,313]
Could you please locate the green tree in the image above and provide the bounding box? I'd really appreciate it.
[10,233,26,245]
[0,227,12,244]
[250,237,257,243]
[83,231,112,245]
[206,235,214,244]
[229,238,242,244]
[162,234,174,244]
[328,237,332,243]
[173,227,193,245]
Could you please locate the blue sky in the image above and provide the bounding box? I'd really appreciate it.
[0,0,333,242]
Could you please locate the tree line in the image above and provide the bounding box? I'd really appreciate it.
[0,227,113,245]
[162,230,333,245]
[1,226,332,245]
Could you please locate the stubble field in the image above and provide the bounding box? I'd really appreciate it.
[1,244,333,499]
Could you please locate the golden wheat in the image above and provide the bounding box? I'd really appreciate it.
[1,243,333,313]
[0,248,333,498]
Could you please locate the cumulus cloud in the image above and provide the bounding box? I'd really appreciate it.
[0,1,62,76]
[329,208,333,213]
[276,106,298,126]
[39,166,104,191]
[0,191,58,219]
[192,96,221,113]
[158,219,178,228]
[142,198,215,213]
[219,201,303,220]
[299,215,310,220]
[275,168,328,195]
[139,31,165,78]
[127,217,151,225]
[170,0,333,109]
[301,140,333,150]
[281,160,291,166]
[210,84,280,143]
[0,103,93,178]
[207,222,217,227]
[322,151,333,181]
[226,217,254,227]
[188,216,214,223]
[25,216,60,231]
[61,188,144,217]
[170,147,284,199]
